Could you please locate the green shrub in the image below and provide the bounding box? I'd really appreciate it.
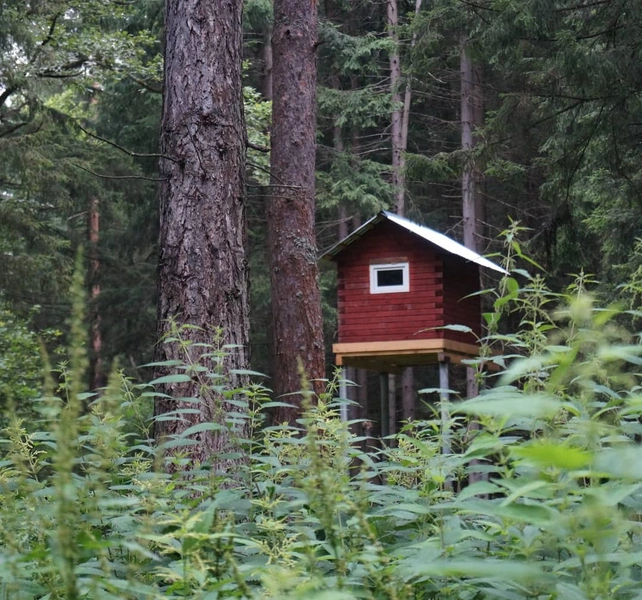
[0,301,58,427]
[1,265,642,598]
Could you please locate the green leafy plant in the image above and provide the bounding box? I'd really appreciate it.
[2,256,642,598]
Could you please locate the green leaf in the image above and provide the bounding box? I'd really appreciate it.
[437,324,474,333]
[555,583,588,600]
[513,443,592,469]
[149,374,192,385]
[505,277,520,294]
[595,448,642,479]
[180,422,226,437]
[230,368,268,377]
[401,559,544,580]
[456,480,500,500]
[455,389,561,418]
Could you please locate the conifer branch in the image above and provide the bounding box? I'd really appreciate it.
[31,12,62,64]
[0,86,16,108]
[71,162,167,182]
[126,74,162,94]
[247,141,270,153]
[0,121,28,138]
[76,122,179,163]
[247,161,303,188]
[38,58,88,78]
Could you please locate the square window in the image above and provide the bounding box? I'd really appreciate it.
[370,263,409,294]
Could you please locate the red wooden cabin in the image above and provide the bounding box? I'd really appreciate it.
[322,211,505,371]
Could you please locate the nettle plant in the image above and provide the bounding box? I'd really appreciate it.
[1,249,642,598]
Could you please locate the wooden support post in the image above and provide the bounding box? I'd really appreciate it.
[439,357,453,490]
[388,373,397,437]
[339,367,348,422]
[357,368,369,449]
[346,366,358,421]
[439,358,451,455]
[380,372,390,439]
[402,366,415,422]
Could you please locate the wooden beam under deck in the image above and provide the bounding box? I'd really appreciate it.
[333,339,481,370]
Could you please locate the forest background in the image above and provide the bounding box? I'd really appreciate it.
[4,1,642,598]
[2,0,642,412]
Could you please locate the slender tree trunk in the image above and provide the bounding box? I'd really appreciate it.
[461,34,486,483]
[386,0,402,432]
[388,0,404,215]
[336,146,350,258]
[154,0,250,462]
[399,0,423,212]
[473,63,485,241]
[389,0,423,424]
[267,0,325,422]
[333,99,349,241]
[460,34,480,399]
[89,197,103,390]
[460,34,483,252]
[261,23,273,101]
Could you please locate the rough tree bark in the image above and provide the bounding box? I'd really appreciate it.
[89,197,103,390]
[267,0,325,423]
[153,0,250,462]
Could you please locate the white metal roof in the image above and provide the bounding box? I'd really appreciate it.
[321,211,507,274]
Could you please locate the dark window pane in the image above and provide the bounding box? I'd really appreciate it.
[377,268,403,287]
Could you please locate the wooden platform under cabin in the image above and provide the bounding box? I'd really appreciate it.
[333,338,481,371]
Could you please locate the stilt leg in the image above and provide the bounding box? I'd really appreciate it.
[380,372,389,439]
[339,367,348,422]
[439,359,451,455]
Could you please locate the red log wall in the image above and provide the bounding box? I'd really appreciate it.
[441,255,482,344]
[336,221,481,345]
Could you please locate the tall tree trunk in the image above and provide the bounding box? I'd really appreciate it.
[386,0,402,436]
[261,22,274,101]
[154,0,250,462]
[460,34,483,252]
[460,34,480,399]
[388,0,404,216]
[89,197,103,390]
[336,136,350,250]
[461,34,485,483]
[267,0,325,422]
[389,0,423,426]
[399,0,423,213]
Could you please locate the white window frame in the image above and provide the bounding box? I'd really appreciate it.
[369,262,410,294]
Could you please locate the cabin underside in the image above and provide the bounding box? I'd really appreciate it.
[333,338,481,371]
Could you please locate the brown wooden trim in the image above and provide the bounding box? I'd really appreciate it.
[369,256,408,265]
[333,339,502,371]
[333,339,479,356]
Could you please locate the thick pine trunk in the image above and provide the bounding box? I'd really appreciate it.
[154,0,250,462]
[267,0,325,422]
